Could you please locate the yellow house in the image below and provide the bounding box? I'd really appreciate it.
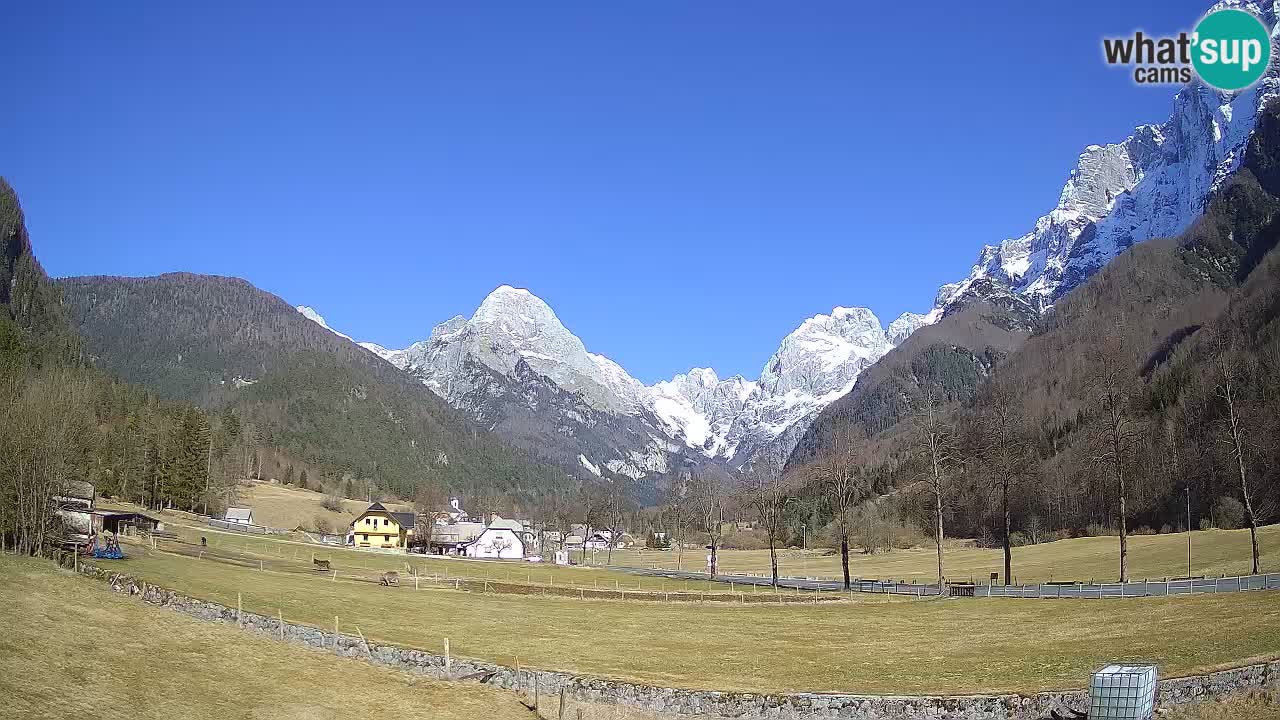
[349,502,416,550]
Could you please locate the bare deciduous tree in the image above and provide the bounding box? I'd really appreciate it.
[693,469,727,578]
[413,479,447,553]
[807,428,867,590]
[600,484,628,565]
[740,466,791,587]
[664,473,693,571]
[973,377,1035,585]
[0,372,93,556]
[1213,330,1262,574]
[1086,334,1144,583]
[488,534,513,557]
[913,387,956,591]
[579,483,601,565]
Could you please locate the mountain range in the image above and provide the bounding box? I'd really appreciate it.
[291,0,1280,487]
[300,291,925,480]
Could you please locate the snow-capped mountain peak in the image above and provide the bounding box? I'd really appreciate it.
[296,306,352,341]
[887,311,928,346]
[932,0,1280,318]
[366,285,648,416]
[651,303,928,467]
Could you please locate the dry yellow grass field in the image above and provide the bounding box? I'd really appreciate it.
[1167,690,1280,720]
[157,522,727,593]
[99,534,1280,696]
[0,554,532,720]
[607,524,1280,584]
[225,481,412,531]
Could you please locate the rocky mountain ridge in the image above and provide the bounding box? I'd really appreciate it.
[301,292,923,476]
[930,0,1280,319]
[295,1,1280,482]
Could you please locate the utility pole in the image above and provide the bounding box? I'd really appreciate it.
[801,523,807,551]
[1186,486,1192,578]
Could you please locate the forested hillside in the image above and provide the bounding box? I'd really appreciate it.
[0,178,79,371]
[1,179,230,554]
[57,273,574,503]
[786,102,1280,576]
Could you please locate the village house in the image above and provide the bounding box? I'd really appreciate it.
[584,530,612,550]
[348,502,416,550]
[54,480,95,550]
[428,520,485,555]
[463,516,525,559]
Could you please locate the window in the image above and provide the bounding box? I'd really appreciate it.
[361,534,368,541]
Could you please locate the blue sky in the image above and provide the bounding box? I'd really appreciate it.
[3,0,1212,383]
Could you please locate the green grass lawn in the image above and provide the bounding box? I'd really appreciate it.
[0,554,533,720]
[93,536,1280,696]
[606,525,1280,584]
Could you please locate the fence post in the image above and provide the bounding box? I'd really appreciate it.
[356,626,371,659]
[237,592,243,628]
[444,637,451,674]
[559,686,569,720]
[278,609,284,641]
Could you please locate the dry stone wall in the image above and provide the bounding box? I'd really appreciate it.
[60,556,1279,719]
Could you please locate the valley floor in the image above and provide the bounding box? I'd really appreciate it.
[76,531,1280,696]
[605,525,1280,584]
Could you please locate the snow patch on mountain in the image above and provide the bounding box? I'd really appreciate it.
[297,306,352,341]
[887,312,928,345]
[931,0,1280,317]
[578,454,602,477]
[651,304,928,468]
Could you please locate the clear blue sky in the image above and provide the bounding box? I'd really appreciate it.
[2,0,1211,383]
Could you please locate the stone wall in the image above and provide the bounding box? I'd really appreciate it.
[60,556,1278,719]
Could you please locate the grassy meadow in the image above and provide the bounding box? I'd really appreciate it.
[104,480,415,534]
[92,533,1280,695]
[606,525,1280,584]
[0,554,532,720]
[154,523,728,594]
[1167,691,1280,720]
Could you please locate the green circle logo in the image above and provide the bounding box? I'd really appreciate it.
[1192,9,1272,91]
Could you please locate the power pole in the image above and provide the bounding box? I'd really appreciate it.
[1186,486,1192,578]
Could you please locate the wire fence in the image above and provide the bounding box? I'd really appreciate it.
[140,537,846,604]
[624,567,1280,600]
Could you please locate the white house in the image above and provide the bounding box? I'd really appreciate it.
[224,507,254,525]
[464,517,525,559]
[584,530,612,550]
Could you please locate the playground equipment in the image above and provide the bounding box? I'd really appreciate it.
[93,534,125,560]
